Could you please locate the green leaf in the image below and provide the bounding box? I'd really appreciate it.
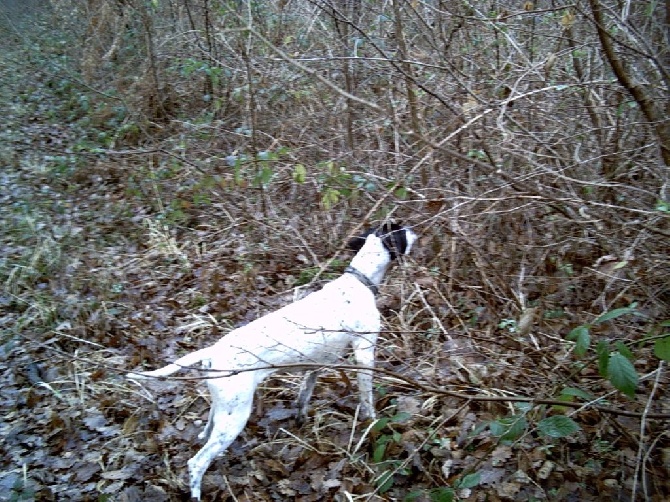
[537,415,581,438]
[390,411,412,423]
[456,472,481,489]
[373,441,387,463]
[467,149,486,159]
[567,326,585,341]
[470,421,489,436]
[567,325,590,356]
[513,401,533,412]
[559,387,594,401]
[429,487,455,502]
[404,491,424,502]
[372,417,391,432]
[292,163,306,183]
[264,151,278,161]
[321,188,340,210]
[395,186,408,199]
[376,470,394,494]
[615,341,634,360]
[594,304,637,324]
[653,336,670,361]
[607,352,638,397]
[253,165,273,187]
[596,341,610,377]
[490,415,528,442]
[488,420,505,436]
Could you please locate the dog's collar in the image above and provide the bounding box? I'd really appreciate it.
[345,266,379,296]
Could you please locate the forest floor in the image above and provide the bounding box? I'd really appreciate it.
[1,5,668,502]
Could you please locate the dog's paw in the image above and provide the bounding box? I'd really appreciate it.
[295,412,308,427]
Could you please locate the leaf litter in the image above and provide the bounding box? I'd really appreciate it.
[0,16,668,502]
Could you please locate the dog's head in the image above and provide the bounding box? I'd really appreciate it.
[347,222,417,260]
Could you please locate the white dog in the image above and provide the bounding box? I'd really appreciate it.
[127,223,417,500]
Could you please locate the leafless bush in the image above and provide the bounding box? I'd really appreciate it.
[2,0,668,500]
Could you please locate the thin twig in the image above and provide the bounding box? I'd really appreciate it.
[631,360,664,500]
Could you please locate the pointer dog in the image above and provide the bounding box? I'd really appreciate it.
[127,223,417,500]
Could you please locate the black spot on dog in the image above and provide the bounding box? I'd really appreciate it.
[347,222,409,260]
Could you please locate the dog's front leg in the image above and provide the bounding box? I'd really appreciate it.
[355,366,376,420]
[352,334,378,420]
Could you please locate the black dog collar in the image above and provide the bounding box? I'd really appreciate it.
[344,266,379,296]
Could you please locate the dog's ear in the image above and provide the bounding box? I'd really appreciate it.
[376,222,409,260]
[347,228,376,252]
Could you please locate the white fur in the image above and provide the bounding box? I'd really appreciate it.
[127,227,417,501]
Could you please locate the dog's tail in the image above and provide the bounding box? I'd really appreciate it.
[126,347,212,380]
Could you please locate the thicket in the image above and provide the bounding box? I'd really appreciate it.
[1,0,668,500]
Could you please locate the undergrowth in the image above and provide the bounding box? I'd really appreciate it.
[0,1,668,501]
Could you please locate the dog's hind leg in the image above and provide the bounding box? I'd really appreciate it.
[296,370,320,425]
[197,408,214,441]
[196,360,215,441]
[188,376,255,501]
